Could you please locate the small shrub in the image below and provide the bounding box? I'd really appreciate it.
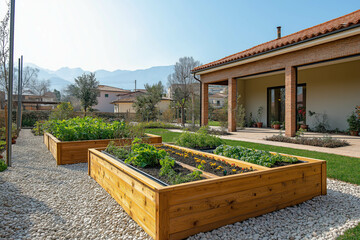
[31,120,47,136]
[214,145,298,168]
[0,159,7,172]
[49,102,74,120]
[176,126,224,149]
[105,141,130,159]
[125,138,167,167]
[265,134,349,148]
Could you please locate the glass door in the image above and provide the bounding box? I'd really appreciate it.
[267,84,306,127]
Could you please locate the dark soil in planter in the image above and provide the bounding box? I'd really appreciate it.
[137,163,194,185]
[157,145,255,177]
[102,151,201,186]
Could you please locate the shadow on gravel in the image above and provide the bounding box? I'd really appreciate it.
[60,163,88,173]
[0,176,65,239]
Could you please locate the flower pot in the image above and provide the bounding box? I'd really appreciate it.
[256,122,263,128]
[300,124,308,130]
[252,123,257,128]
[349,130,359,136]
[273,124,280,130]
[12,138,16,144]
[0,155,3,159]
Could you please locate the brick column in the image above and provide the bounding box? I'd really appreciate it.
[228,78,237,132]
[201,82,208,126]
[285,66,297,137]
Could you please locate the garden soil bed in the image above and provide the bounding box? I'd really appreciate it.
[88,143,327,240]
[156,145,255,176]
[102,151,197,186]
[43,132,162,165]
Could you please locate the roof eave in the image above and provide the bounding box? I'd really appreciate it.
[192,24,360,76]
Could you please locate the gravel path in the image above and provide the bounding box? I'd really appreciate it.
[1,130,359,240]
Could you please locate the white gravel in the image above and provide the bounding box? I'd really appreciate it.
[1,129,359,240]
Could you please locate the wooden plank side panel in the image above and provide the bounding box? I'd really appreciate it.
[48,136,58,161]
[43,132,162,165]
[169,191,320,240]
[167,164,321,205]
[167,165,322,237]
[89,152,157,239]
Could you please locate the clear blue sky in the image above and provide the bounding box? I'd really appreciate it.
[1,0,360,71]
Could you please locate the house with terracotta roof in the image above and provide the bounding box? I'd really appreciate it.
[93,85,131,112]
[111,90,171,115]
[192,9,360,137]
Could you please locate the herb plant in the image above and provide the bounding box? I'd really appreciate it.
[45,117,144,141]
[214,145,298,167]
[176,126,224,149]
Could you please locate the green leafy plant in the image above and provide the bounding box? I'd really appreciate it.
[176,126,224,149]
[49,102,74,120]
[105,141,130,159]
[214,145,298,168]
[125,138,166,168]
[347,112,360,131]
[45,117,144,141]
[0,159,7,172]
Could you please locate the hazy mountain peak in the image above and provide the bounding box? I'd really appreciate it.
[24,63,174,91]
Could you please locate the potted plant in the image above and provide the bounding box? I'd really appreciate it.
[256,106,264,128]
[272,121,281,129]
[347,112,360,136]
[298,106,308,130]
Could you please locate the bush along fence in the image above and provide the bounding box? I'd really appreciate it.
[0,110,131,128]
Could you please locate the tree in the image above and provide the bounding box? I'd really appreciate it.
[67,72,99,115]
[167,57,201,126]
[133,81,164,122]
[0,2,10,93]
[32,79,50,96]
[13,66,40,94]
[53,89,61,101]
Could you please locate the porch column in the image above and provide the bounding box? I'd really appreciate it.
[285,66,297,137]
[228,78,237,132]
[201,82,208,126]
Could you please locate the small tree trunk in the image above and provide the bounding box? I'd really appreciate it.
[181,106,185,127]
[191,93,195,126]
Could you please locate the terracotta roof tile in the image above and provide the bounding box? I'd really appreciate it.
[193,9,360,72]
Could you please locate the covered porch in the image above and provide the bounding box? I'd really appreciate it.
[196,20,360,137]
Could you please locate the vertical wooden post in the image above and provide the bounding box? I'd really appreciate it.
[228,78,237,132]
[285,66,297,137]
[201,82,208,126]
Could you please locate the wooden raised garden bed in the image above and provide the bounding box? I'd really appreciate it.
[88,143,326,240]
[43,132,162,165]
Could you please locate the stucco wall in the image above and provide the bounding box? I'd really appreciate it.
[93,91,120,112]
[242,73,285,127]
[240,59,360,130]
[298,59,360,131]
[114,100,171,114]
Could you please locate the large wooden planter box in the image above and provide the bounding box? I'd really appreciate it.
[43,132,162,165]
[88,144,326,240]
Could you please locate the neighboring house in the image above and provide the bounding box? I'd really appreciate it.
[112,90,171,115]
[93,85,131,112]
[12,90,60,110]
[209,93,227,109]
[192,9,360,136]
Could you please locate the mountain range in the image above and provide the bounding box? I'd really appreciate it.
[25,63,175,91]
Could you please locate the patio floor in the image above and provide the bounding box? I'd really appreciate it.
[218,128,360,158]
[170,127,360,158]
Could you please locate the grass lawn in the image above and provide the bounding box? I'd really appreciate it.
[337,223,360,240]
[208,121,221,126]
[145,128,360,185]
[147,128,360,239]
